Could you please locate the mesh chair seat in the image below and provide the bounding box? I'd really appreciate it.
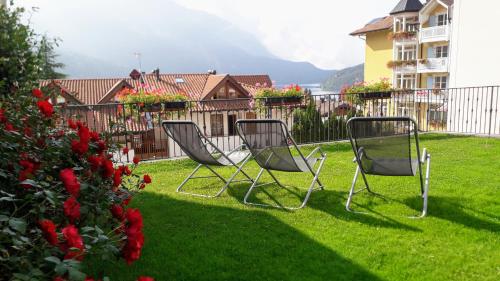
[217,151,251,166]
[362,158,418,176]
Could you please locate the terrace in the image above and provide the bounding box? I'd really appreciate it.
[85,134,500,280]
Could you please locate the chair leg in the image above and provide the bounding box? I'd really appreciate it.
[415,154,431,218]
[177,164,203,192]
[244,156,326,210]
[215,156,254,197]
[176,165,229,198]
[266,169,286,188]
[346,165,360,212]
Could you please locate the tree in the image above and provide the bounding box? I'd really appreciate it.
[38,35,66,79]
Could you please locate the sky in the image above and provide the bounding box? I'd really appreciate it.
[16,0,396,70]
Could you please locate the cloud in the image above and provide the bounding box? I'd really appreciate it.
[16,0,396,70]
[174,0,395,69]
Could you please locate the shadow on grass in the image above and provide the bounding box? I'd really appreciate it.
[226,183,421,232]
[404,196,500,233]
[89,192,383,281]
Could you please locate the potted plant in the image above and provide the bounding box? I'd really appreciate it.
[255,84,304,106]
[116,88,188,112]
[340,79,394,104]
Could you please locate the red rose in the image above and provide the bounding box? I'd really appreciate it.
[78,125,90,144]
[113,169,122,188]
[139,183,146,189]
[97,140,107,153]
[137,277,154,281]
[32,88,43,98]
[37,100,54,118]
[133,156,140,165]
[0,108,6,123]
[124,166,132,176]
[85,278,95,281]
[39,219,58,246]
[63,197,81,223]
[110,204,124,220]
[5,122,15,131]
[87,155,102,171]
[59,168,80,197]
[126,208,143,230]
[143,174,152,184]
[123,196,132,206]
[54,277,66,281]
[23,126,33,137]
[71,140,89,156]
[123,208,144,265]
[89,131,100,142]
[102,159,114,178]
[68,119,78,129]
[61,225,84,260]
[122,147,129,154]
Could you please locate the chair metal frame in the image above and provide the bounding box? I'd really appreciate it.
[236,119,327,210]
[345,117,431,218]
[162,120,254,198]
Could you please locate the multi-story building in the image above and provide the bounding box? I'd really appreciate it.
[351,0,453,90]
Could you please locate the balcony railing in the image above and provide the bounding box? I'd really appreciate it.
[417,58,449,73]
[420,25,449,43]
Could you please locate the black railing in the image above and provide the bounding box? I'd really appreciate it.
[60,86,500,162]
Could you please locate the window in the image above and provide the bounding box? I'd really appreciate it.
[228,87,238,98]
[435,45,449,58]
[434,76,447,89]
[396,45,416,61]
[210,114,224,136]
[175,78,184,83]
[437,14,448,26]
[395,74,416,89]
[227,114,237,136]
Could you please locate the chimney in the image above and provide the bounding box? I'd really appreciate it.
[129,69,141,80]
[207,69,217,75]
[152,68,160,81]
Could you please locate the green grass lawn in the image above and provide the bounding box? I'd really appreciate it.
[87,134,500,280]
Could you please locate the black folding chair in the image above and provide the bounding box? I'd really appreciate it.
[346,117,431,218]
[162,120,253,197]
[236,119,326,210]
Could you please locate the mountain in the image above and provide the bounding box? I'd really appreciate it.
[321,64,364,91]
[48,0,335,84]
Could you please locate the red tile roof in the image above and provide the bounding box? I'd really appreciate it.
[41,73,272,105]
[350,16,394,36]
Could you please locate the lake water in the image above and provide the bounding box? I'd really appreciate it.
[277,83,337,96]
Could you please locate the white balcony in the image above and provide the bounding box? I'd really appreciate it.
[417,58,449,73]
[419,25,449,43]
[394,64,417,73]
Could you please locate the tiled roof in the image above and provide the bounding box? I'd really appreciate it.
[350,16,394,36]
[390,0,423,15]
[40,78,125,105]
[232,75,272,87]
[41,73,272,106]
[440,0,454,6]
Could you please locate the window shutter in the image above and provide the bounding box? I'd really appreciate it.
[427,47,435,59]
[429,15,437,26]
[427,76,434,89]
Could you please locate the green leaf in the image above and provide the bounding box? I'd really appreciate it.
[68,267,86,281]
[9,218,27,233]
[45,256,61,264]
[0,215,9,222]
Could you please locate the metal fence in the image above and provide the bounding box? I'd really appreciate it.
[60,86,500,162]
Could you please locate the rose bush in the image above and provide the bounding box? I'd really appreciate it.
[0,86,153,280]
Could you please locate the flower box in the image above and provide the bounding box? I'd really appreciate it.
[163,101,187,111]
[263,96,303,106]
[360,91,392,100]
[139,103,162,112]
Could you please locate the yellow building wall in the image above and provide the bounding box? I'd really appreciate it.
[364,30,393,84]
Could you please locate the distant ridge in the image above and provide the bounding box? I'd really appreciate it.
[321,64,364,91]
